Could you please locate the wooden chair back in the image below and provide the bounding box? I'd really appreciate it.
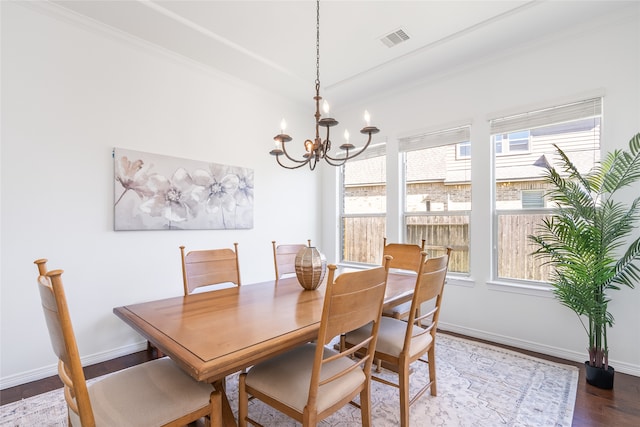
[382,237,426,272]
[35,258,48,276]
[307,256,392,420]
[238,257,392,426]
[342,248,451,426]
[271,240,311,280]
[180,243,241,295]
[37,269,96,426]
[35,264,221,427]
[403,247,452,353]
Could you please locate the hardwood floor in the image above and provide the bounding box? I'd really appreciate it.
[0,349,154,406]
[1,333,639,426]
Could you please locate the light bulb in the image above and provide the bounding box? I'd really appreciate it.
[344,129,350,142]
[280,118,287,134]
[364,110,371,126]
[323,100,330,115]
[304,139,314,152]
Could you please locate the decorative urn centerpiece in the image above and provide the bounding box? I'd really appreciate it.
[294,246,327,290]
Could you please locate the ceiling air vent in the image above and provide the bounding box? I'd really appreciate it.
[380,28,410,48]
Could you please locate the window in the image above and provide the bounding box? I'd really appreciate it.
[491,98,601,283]
[457,141,471,159]
[340,145,386,264]
[400,126,471,274]
[494,130,530,155]
[521,190,545,209]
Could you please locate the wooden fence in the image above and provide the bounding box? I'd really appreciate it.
[342,215,469,273]
[343,213,552,282]
[497,213,552,282]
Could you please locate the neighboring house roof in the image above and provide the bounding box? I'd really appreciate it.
[345,126,600,186]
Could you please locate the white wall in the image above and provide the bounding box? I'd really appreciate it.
[1,2,319,387]
[323,5,640,375]
[2,2,639,389]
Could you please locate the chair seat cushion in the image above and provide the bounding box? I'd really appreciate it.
[382,301,412,318]
[244,343,365,413]
[69,358,212,427]
[345,317,433,359]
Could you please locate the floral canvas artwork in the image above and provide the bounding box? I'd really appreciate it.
[114,148,253,230]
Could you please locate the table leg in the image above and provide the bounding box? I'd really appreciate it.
[212,378,237,427]
[210,389,222,427]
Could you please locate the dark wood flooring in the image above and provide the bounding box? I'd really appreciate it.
[1,332,639,426]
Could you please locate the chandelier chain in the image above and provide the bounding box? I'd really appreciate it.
[269,0,379,170]
[315,0,320,85]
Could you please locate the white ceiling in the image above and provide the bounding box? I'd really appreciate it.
[48,0,631,107]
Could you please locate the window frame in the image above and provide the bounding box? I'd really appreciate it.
[494,130,531,156]
[338,144,387,266]
[490,97,602,288]
[399,125,472,277]
[456,141,471,159]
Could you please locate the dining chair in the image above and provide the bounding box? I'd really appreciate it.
[238,256,392,427]
[342,248,451,427]
[381,237,426,321]
[35,258,49,276]
[180,243,240,295]
[34,262,222,427]
[272,239,311,280]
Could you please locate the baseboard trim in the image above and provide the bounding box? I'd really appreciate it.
[4,326,638,389]
[0,342,146,390]
[439,323,640,377]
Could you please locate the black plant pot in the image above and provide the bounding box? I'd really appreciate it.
[584,361,615,389]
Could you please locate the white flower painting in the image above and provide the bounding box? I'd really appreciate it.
[114,148,253,230]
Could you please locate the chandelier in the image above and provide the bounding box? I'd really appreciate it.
[269,0,380,170]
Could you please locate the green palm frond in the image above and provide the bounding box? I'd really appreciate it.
[528,132,640,368]
[612,236,640,288]
[596,133,640,193]
[553,143,594,192]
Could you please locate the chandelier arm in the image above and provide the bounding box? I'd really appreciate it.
[323,132,374,162]
[280,142,312,164]
[322,125,331,156]
[309,155,319,170]
[323,155,349,167]
[275,154,311,170]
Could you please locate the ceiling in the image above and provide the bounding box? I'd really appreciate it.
[48,1,630,108]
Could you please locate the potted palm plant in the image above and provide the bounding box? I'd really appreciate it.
[529,132,640,389]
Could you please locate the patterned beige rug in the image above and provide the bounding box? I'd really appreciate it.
[0,334,578,426]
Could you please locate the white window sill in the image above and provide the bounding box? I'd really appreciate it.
[446,275,475,288]
[338,263,476,288]
[487,280,555,298]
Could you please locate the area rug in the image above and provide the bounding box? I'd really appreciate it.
[0,333,578,426]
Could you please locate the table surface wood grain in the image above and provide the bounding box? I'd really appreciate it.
[113,270,416,382]
[113,270,416,426]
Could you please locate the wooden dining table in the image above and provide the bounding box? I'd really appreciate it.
[113,270,416,426]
